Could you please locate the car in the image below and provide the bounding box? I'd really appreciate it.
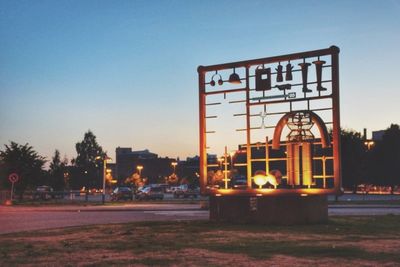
[136,186,164,200]
[168,186,181,193]
[231,175,247,189]
[110,187,133,201]
[34,185,54,200]
[157,183,170,193]
[233,179,247,189]
[173,184,199,198]
[135,185,150,195]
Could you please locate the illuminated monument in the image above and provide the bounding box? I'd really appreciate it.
[198,46,341,224]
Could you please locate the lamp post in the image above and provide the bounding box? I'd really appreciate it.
[96,156,111,204]
[364,140,375,151]
[84,170,88,202]
[230,151,236,171]
[137,165,143,177]
[171,162,178,174]
[106,169,112,184]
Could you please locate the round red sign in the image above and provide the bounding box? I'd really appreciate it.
[8,173,19,183]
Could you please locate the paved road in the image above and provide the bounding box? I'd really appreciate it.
[329,205,400,216]
[1,203,400,234]
[0,204,207,234]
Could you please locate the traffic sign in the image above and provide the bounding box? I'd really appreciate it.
[8,173,19,202]
[8,173,19,183]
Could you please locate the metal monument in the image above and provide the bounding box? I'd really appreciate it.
[198,46,341,223]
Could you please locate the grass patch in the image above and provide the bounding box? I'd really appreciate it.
[1,216,400,266]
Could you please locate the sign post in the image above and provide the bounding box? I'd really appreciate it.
[8,173,19,201]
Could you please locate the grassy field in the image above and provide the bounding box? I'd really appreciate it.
[1,216,400,266]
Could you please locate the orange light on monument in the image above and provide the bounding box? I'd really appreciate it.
[254,174,278,189]
[254,174,268,189]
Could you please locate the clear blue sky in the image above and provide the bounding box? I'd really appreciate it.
[0,0,399,162]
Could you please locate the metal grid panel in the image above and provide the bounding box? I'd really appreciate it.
[198,46,341,196]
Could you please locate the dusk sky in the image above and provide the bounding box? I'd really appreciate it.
[1,0,399,163]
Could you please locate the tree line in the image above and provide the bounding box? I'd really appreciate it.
[0,130,105,198]
[341,124,400,193]
[1,125,400,197]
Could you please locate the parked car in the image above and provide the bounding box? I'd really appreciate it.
[135,185,149,195]
[232,175,247,189]
[34,185,54,200]
[168,186,181,194]
[157,183,170,193]
[173,184,199,198]
[110,187,133,201]
[136,186,164,200]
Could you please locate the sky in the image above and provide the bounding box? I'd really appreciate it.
[0,0,400,163]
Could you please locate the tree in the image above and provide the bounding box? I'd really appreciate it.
[71,130,106,189]
[166,173,179,185]
[340,129,367,192]
[125,173,143,187]
[0,142,46,198]
[48,150,68,190]
[374,124,400,193]
[75,130,105,168]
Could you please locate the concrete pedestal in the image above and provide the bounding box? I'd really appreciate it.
[209,195,328,224]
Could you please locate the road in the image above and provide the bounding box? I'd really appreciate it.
[0,204,207,234]
[1,203,400,234]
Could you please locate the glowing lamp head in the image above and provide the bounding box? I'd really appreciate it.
[254,172,278,189]
[254,174,268,188]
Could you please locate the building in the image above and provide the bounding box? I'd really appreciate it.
[372,130,385,141]
[115,147,174,184]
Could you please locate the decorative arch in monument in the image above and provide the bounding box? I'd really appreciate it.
[271,110,331,188]
[272,110,330,150]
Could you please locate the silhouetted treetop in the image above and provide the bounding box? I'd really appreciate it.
[74,130,106,168]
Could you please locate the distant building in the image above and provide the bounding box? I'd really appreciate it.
[116,147,157,159]
[115,147,172,183]
[113,147,205,186]
[372,130,385,141]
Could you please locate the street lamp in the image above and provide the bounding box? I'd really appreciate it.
[230,151,236,171]
[364,140,375,151]
[84,170,88,202]
[105,169,112,189]
[96,156,111,204]
[137,165,143,177]
[171,162,178,174]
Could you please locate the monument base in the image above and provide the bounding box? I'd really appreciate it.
[209,195,328,224]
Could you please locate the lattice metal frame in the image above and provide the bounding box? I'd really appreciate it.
[198,46,341,196]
